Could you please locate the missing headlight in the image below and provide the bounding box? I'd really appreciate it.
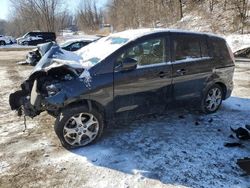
[46,83,61,97]
[64,74,73,81]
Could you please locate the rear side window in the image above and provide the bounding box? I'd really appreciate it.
[173,35,208,61]
[200,39,209,57]
[211,38,231,60]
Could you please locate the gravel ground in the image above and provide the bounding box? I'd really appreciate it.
[0,50,249,188]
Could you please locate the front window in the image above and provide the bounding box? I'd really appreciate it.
[23,33,30,38]
[117,38,166,67]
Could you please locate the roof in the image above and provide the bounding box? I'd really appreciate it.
[65,36,99,43]
[110,28,224,41]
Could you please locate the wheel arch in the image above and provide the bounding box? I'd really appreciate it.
[214,82,227,100]
[54,99,105,148]
[64,99,106,118]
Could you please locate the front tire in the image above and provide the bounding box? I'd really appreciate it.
[54,106,104,149]
[201,84,223,114]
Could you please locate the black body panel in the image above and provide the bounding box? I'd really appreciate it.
[10,29,235,123]
[18,32,56,46]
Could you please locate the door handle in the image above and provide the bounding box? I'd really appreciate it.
[176,69,186,75]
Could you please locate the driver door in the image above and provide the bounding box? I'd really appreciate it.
[113,35,173,118]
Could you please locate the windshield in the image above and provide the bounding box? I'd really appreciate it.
[23,32,30,38]
[60,41,73,48]
[76,36,129,65]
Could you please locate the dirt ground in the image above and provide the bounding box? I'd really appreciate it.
[0,50,249,188]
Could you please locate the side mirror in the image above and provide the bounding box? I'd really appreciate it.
[121,57,137,71]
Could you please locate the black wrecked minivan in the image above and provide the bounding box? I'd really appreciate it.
[9,29,235,148]
[17,32,56,45]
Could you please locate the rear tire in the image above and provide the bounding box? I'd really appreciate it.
[201,84,223,114]
[54,105,104,149]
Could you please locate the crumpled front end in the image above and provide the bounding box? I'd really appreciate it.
[9,68,89,118]
[9,45,93,118]
[9,80,43,117]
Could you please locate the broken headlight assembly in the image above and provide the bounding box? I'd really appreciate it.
[41,74,74,97]
[46,83,62,97]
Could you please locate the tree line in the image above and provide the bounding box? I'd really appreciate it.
[106,0,250,34]
[1,0,250,37]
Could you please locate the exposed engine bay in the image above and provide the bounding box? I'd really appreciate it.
[9,66,80,117]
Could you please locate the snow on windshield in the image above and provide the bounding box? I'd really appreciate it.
[76,28,169,65]
[76,36,129,65]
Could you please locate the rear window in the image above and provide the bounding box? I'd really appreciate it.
[174,35,208,61]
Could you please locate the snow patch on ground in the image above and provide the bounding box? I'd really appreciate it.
[0,44,35,49]
[0,50,250,188]
[223,97,250,111]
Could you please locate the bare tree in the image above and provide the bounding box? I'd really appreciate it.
[57,10,74,31]
[208,0,217,12]
[223,0,228,10]
[106,0,181,31]
[179,0,183,18]
[0,19,7,34]
[7,0,69,36]
[5,0,250,36]
[76,0,103,33]
[231,0,249,34]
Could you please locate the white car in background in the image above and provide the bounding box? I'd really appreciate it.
[0,35,15,45]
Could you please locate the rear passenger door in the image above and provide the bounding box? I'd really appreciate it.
[171,33,213,100]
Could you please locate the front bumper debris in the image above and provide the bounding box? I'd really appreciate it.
[9,80,42,118]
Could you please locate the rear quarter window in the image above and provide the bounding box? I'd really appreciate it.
[200,38,209,57]
[211,38,231,60]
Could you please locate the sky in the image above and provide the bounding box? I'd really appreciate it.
[0,0,9,20]
[0,0,107,20]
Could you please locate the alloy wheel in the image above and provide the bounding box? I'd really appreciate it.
[205,87,222,112]
[63,113,99,147]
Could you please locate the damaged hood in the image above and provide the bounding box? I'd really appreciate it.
[37,42,55,56]
[29,30,143,78]
[31,44,93,76]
